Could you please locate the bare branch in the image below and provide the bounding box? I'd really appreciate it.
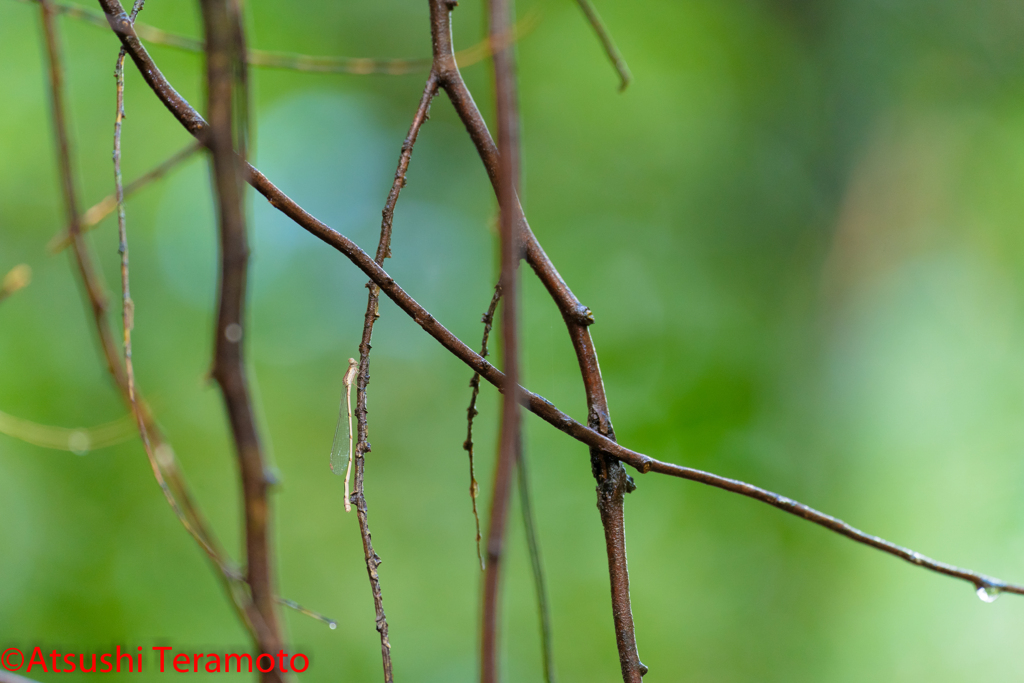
[517,449,556,683]
[98,0,1024,609]
[352,71,439,683]
[480,0,524,677]
[464,283,502,570]
[429,2,645,678]
[48,141,201,254]
[198,0,285,674]
[41,0,267,648]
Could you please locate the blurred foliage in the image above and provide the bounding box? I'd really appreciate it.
[3,0,1024,680]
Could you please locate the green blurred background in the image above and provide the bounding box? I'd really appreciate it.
[3,0,1024,680]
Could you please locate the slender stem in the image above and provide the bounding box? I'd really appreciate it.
[43,0,261,645]
[428,2,645,678]
[49,141,202,254]
[465,284,502,570]
[573,0,631,91]
[352,71,439,683]
[0,408,134,451]
[98,0,1024,606]
[198,0,284,677]
[517,449,556,683]
[480,0,523,678]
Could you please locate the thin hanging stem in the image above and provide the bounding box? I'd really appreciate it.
[517,449,557,683]
[465,283,502,571]
[349,71,439,683]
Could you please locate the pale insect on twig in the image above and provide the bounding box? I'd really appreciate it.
[331,358,359,511]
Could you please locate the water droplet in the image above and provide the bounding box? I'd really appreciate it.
[328,621,338,630]
[977,585,1001,603]
[68,430,90,455]
[225,323,243,343]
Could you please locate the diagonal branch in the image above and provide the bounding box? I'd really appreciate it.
[48,141,201,253]
[573,0,631,91]
[97,0,1024,609]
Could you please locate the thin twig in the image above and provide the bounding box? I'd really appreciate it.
[48,141,201,254]
[277,597,338,629]
[352,71,439,683]
[99,0,1024,610]
[517,449,556,683]
[0,408,135,451]
[199,0,285,675]
[480,0,524,677]
[38,0,307,650]
[40,0,252,631]
[465,283,502,571]
[109,0,254,638]
[466,283,555,678]
[573,0,631,91]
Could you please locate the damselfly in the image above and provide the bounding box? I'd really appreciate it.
[330,358,358,511]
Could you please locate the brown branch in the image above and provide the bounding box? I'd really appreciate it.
[467,283,556,680]
[428,2,645,679]
[40,0,261,645]
[48,141,201,254]
[464,284,502,570]
[111,0,211,600]
[573,0,631,91]
[351,71,439,683]
[110,7,251,640]
[198,0,284,676]
[480,0,523,678]
[97,0,1024,614]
